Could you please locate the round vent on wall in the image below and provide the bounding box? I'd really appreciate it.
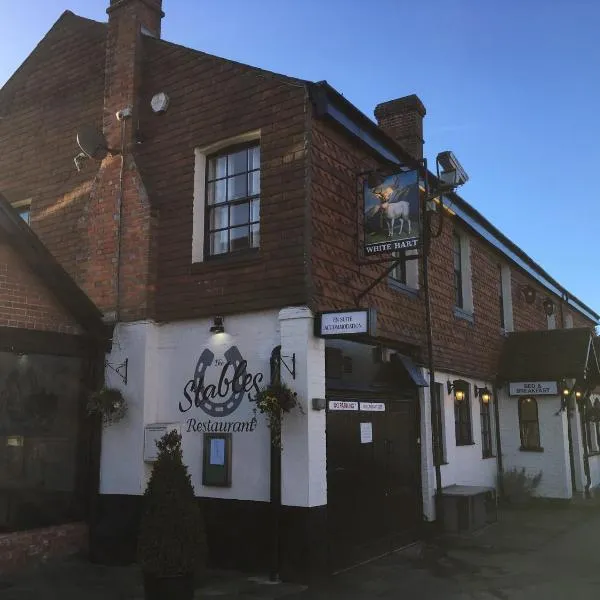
[151,92,170,114]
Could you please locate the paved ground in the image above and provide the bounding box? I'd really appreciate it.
[1,503,600,599]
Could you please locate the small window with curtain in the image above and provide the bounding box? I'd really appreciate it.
[454,382,473,446]
[453,231,464,309]
[390,252,407,285]
[205,143,260,257]
[480,396,493,458]
[519,397,541,451]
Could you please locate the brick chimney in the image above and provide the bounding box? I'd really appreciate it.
[104,0,164,147]
[374,94,426,161]
[84,0,163,322]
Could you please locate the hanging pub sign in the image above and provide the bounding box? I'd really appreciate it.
[509,381,558,396]
[364,169,421,256]
[315,308,376,338]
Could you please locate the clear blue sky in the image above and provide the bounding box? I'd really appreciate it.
[1,0,599,313]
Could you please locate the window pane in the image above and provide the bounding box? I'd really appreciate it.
[209,206,229,230]
[249,146,260,171]
[231,202,249,227]
[210,231,229,255]
[251,199,260,223]
[228,174,248,200]
[207,180,226,205]
[228,149,248,176]
[520,398,537,421]
[251,222,260,248]
[230,226,250,251]
[249,171,260,196]
[208,156,227,180]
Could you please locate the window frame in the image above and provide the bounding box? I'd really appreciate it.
[192,130,261,264]
[518,396,542,451]
[453,231,464,309]
[454,381,473,446]
[11,199,31,225]
[204,141,260,259]
[433,382,447,465]
[480,395,494,458]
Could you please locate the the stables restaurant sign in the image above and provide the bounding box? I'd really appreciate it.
[509,381,558,396]
[180,345,264,433]
[363,169,421,256]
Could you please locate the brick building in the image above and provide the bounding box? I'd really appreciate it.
[0,0,598,578]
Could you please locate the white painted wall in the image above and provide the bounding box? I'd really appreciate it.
[100,311,279,501]
[99,308,328,508]
[420,369,498,520]
[498,387,572,499]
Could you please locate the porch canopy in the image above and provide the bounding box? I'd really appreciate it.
[497,328,600,389]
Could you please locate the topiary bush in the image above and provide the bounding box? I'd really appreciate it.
[137,430,207,577]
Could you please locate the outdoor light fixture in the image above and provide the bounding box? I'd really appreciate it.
[474,385,492,404]
[520,285,537,305]
[209,316,225,334]
[542,298,555,316]
[436,151,469,188]
[447,380,467,402]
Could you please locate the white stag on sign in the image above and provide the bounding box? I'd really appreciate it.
[370,175,413,237]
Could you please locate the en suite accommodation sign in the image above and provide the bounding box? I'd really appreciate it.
[315,309,376,338]
[508,381,558,396]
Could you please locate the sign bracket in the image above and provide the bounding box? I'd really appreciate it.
[279,353,296,380]
[105,357,128,385]
[355,259,401,305]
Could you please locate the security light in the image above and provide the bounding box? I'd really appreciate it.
[436,151,469,188]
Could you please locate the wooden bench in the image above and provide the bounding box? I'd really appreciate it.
[440,485,497,533]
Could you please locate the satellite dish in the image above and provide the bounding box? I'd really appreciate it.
[76,125,110,160]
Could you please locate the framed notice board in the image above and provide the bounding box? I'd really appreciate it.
[202,433,232,487]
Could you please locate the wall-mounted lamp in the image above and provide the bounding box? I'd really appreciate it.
[210,316,225,334]
[542,298,555,316]
[447,379,468,402]
[520,285,536,305]
[474,385,492,404]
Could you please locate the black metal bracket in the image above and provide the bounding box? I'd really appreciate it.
[279,354,296,380]
[105,358,128,385]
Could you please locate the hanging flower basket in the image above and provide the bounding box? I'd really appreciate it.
[87,387,128,426]
[254,383,302,449]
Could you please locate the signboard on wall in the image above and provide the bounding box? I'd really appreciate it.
[364,169,421,256]
[315,309,376,338]
[508,381,558,396]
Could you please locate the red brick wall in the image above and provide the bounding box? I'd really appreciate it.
[0,522,88,576]
[309,116,595,379]
[137,39,309,321]
[0,242,81,334]
[0,13,105,297]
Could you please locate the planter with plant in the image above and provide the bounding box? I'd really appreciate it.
[87,387,128,425]
[254,382,303,449]
[137,430,206,600]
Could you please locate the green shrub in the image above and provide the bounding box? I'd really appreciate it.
[500,467,542,505]
[137,430,207,576]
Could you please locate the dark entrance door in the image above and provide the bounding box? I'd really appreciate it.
[326,391,421,571]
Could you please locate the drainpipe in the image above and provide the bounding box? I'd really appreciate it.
[492,382,504,497]
[566,394,577,495]
[579,393,592,498]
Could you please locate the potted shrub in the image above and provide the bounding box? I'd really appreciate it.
[137,430,206,600]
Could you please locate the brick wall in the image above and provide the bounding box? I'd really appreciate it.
[0,522,88,576]
[0,13,105,296]
[136,39,310,321]
[309,116,595,380]
[0,242,81,334]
